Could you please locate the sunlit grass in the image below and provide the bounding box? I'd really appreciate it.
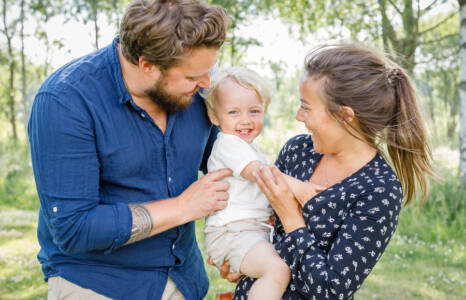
[0,210,47,300]
[0,205,464,300]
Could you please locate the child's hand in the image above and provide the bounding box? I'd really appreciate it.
[282,175,325,207]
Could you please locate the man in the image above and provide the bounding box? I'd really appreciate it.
[28,1,230,299]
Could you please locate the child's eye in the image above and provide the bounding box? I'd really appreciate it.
[228,110,238,115]
[251,109,261,114]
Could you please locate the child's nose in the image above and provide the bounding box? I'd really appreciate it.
[240,116,251,124]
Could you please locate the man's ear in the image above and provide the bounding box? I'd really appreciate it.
[139,56,160,77]
[340,106,355,123]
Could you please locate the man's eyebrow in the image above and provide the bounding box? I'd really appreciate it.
[187,72,209,79]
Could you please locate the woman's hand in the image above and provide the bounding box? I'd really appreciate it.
[207,258,243,283]
[283,174,325,207]
[254,166,306,233]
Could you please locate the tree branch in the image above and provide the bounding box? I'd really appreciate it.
[387,0,402,16]
[415,48,460,65]
[419,33,459,45]
[419,11,457,36]
[420,0,440,17]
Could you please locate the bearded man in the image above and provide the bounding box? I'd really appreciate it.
[28,1,230,299]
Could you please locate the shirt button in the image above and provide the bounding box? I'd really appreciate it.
[172,244,175,250]
[168,177,172,183]
[140,112,145,118]
[53,207,58,213]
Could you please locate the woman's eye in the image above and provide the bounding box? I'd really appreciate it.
[301,104,310,112]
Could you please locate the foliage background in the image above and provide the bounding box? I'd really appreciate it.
[0,0,465,299]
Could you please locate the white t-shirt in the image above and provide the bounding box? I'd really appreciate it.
[205,132,273,226]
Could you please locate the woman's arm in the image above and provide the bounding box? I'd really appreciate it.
[255,165,402,299]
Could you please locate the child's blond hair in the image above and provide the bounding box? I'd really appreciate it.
[201,67,271,114]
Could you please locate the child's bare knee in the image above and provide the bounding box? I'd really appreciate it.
[265,258,290,280]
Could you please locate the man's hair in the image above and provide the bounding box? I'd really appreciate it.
[201,67,271,113]
[119,0,228,70]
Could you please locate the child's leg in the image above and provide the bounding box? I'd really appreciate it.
[239,241,290,300]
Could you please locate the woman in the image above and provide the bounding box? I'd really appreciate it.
[218,44,435,300]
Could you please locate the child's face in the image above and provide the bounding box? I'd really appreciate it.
[210,78,264,144]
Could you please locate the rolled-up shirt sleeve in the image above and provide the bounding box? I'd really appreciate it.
[29,91,132,254]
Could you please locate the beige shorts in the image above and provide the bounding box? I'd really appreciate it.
[204,219,272,273]
[48,276,184,300]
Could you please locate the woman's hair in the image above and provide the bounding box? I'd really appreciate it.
[201,67,271,114]
[304,44,435,205]
[119,0,228,70]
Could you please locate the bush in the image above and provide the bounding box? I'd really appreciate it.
[0,140,38,211]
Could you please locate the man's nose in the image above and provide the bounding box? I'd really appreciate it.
[197,73,211,88]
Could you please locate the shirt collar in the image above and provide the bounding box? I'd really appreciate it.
[108,36,133,104]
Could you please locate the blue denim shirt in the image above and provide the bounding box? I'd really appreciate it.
[28,37,217,300]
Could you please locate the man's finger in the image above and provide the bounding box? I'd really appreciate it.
[205,168,232,181]
[219,261,231,277]
[207,257,215,266]
[226,272,243,283]
[213,180,230,191]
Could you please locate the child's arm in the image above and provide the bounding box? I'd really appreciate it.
[282,174,324,207]
[240,160,269,181]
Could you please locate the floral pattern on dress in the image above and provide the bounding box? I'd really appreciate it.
[233,134,403,300]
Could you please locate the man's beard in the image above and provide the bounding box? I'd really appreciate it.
[144,77,196,114]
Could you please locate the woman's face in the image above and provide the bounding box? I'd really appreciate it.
[296,76,348,154]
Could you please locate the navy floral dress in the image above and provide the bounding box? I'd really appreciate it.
[234,135,403,300]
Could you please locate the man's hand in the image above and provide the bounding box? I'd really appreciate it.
[207,258,243,283]
[177,168,232,222]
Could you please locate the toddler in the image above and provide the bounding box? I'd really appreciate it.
[202,67,290,300]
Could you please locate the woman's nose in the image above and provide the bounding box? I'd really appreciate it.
[296,108,305,122]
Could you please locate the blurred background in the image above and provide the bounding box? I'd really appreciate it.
[0,0,464,299]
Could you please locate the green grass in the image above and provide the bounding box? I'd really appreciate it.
[0,210,47,300]
[1,207,463,300]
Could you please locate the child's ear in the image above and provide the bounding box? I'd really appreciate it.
[208,110,220,126]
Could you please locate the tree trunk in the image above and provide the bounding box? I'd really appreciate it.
[92,1,99,49]
[20,0,29,132]
[459,0,466,182]
[2,0,17,141]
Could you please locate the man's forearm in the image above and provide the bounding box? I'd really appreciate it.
[124,196,190,246]
[124,168,232,246]
[123,204,154,245]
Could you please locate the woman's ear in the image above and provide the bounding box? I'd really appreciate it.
[340,106,355,123]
